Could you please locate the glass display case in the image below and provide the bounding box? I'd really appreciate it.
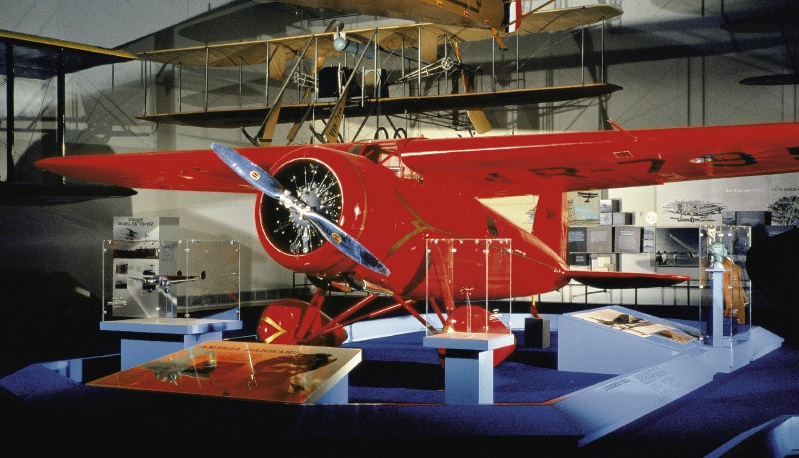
[698,226,752,346]
[424,238,513,337]
[103,239,240,320]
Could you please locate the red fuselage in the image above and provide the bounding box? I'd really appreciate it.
[253,145,569,301]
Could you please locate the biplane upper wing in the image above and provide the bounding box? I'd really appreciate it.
[136,5,623,75]
[510,4,622,35]
[0,29,136,79]
[36,123,799,198]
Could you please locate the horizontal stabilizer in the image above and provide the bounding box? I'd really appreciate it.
[567,270,689,289]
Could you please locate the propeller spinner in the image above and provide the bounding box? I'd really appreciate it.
[210,143,390,276]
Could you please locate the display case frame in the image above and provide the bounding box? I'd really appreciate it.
[102,239,241,321]
[423,238,513,337]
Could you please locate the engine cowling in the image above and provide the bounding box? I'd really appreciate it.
[253,145,397,282]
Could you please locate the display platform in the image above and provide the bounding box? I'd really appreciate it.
[554,305,783,445]
[100,317,243,369]
[89,340,362,404]
[5,313,799,455]
[423,331,515,404]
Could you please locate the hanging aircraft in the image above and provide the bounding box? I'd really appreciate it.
[0,29,138,205]
[135,3,623,143]
[35,122,799,363]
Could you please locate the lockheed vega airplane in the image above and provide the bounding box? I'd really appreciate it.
[35,122,799,363]
[130,269,207,294]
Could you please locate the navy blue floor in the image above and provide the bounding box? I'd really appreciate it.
[344,331,613,405]
[2,326,799,456]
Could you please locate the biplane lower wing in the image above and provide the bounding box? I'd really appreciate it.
[136,83,621,129]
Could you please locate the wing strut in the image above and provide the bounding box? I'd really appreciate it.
[320,29,378,143]
[243,35,315,146]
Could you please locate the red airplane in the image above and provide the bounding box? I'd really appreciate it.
[36,122,799,363]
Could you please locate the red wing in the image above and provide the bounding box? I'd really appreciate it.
[567,270,690,289]
[35,145,301,193]
[399,123,799,198]
[36,123,799,197]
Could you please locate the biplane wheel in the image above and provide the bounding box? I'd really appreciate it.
[256,298,348,347]
[436,305,516,367]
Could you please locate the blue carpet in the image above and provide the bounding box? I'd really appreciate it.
[3,328,799,457]
[344,331,612,404]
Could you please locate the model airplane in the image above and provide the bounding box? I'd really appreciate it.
[130,269,206,294]
[35,122,799,362]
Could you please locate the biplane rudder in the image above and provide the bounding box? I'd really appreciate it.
[532,191,569,261]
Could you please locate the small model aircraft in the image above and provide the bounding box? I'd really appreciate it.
[577,191,599,202]
[36,122,799,363]
[664,200,725,222]
[130,269,206,294]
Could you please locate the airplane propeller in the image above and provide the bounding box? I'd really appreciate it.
[210,143,390,276]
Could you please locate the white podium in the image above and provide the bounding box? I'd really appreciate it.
[423,332,515,404]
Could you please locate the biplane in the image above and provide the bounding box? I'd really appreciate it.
[36,122,799,363]
[135,3,623,144]
[0,29,137,204]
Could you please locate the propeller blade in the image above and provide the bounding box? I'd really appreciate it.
[211,143,284,200]
[303,211,390,276]
[210,143,390,276]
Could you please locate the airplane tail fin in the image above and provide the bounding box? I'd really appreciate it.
[533,191,568,261]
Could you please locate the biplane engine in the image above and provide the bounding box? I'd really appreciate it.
[253,146,400,281]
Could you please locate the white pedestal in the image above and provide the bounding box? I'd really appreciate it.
[101,318,243,369]
[423,332,515,404]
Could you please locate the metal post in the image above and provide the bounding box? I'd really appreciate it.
[142,59,147,115]
[601,19,606,82]
[265,42,270,105]
[491,37,496,92]
[5,42,14,182]
[204,46,209,111]
[581,7,585,85]
[178,65,182,112]
[401,38,406,97]
[57,50,66,159]
[417,25,422,96]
